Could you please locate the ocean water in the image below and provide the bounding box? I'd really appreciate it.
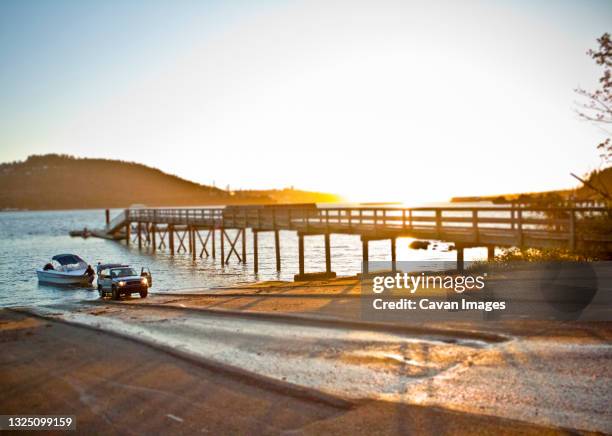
[0,208,488,307]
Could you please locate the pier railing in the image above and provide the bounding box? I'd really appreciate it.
[126,208,224,226]
[106,209,128,233]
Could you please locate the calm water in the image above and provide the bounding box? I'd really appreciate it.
[0,208,488,307]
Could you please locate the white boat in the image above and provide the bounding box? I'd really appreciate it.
[36,254,94,285]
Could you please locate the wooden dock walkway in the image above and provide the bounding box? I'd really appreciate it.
[102,204,612,278]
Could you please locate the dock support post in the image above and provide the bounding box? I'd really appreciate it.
[188,227,193,254]
[105,209,110,226]
[151,224,156,253]
[298,233,305,276]
[211,228,216,259]
[457,244,465,272]
[125,222,130,245]
[242,229,247,263]
[487,246,495,261]
[391,237,397,272]
[362,238,369,275]
[192,228,196,261]
[220,229,225,266]
[324,233,331,274]
[137,222,142,249]
[253,231,259,274]
[169,225,175,255]
[274,230,281,272]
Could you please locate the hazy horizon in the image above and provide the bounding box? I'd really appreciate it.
[1,0,611,202]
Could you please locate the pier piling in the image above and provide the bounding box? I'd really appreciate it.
[220,229,225,266]
[457,244,465,272]
[253,231,259,274]
[362,237,369,275]
[298,234,305,276]
[275,230,281,272]
[242,229,247,263]
[324,233,331,274]
[191,228,196,261]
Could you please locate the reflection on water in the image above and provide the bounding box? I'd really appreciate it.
[0,208,488,307]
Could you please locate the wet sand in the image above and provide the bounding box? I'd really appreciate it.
[1,277,611,434]
[129,277,612,339]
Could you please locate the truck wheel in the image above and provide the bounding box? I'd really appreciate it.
[139,288,148,299]
[112,286,120,301]
[98,286,104,298]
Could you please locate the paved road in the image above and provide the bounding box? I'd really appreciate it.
[20,299,612,434]
[0,310,342,435]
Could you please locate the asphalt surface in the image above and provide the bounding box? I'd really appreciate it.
[11,295,612,434]
[0,309,591,435]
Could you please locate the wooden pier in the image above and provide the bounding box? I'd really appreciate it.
[102,204,612,278]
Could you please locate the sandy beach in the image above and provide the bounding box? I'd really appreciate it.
[2,277,610,435]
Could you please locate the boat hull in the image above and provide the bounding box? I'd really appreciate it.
[36,269,92,285]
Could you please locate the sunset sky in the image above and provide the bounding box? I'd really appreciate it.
[1,0,611,203]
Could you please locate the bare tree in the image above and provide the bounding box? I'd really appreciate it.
[575,33,612,162]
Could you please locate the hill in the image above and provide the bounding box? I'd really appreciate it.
[451,166,612,204]
[0,155,341,210]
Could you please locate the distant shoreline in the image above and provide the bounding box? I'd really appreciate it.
[452,167,612,204]
[0,154,341,211]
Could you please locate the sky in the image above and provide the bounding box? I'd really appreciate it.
[1,0,611,203]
